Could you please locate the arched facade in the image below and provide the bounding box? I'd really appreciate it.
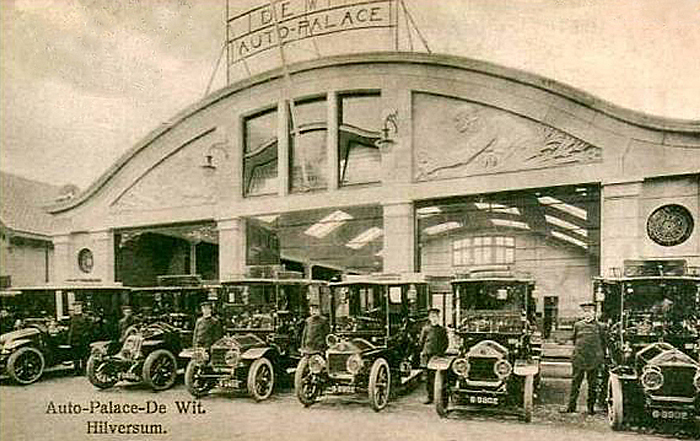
[47,52,700,318]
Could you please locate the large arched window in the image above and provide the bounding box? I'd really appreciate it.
[244,107,278,196]
[339,93,381,186]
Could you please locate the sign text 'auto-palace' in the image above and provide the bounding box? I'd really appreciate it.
[228,0,395,62]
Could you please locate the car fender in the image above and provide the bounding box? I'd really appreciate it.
[428,355,456,371]
[89,340,113,355]
[4,339,34,351]
[179,347,195,359]
[513,359,539,376]
[141,340,165,348]
[241,347,275,361]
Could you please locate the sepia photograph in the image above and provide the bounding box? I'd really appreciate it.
[1,1,699,440]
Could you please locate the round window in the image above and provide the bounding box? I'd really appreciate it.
[646,204,694,247]
[78,248,94,273]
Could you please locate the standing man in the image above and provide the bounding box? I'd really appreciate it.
[562,302,606,414]
[300,302,330,353]
[419,308,448,404]
[193,302,223,348]
[68,302,92,376]
[118,305,136,340]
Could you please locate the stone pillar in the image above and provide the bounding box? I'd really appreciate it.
[218,218,246,281]
[92,230,115,283]
[382,202,414,273]
[601,181,643,276]
[52,234,71,283]
[327,91,339,190]
[277,100,289,196]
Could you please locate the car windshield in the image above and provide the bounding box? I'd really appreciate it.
[222,283,276,330]
[454,281,530,333]
[332,284,385,332]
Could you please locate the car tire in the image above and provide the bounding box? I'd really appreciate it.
[295,356,320,407]
[608,374,625,431]
[86,354,118,389]
[7,346,45,385]
[435,370,449,418]
[247,358,275,401]
[143,349,177,391]
[368,358,391,412]
[522,374,534,423]
[184,360,214,398]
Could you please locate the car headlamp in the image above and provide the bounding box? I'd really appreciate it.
[325,334,338,348]
[452,358,469,377]
[640,367,664,391]
[693,371,700,393]
[224,348,240,366]
[309,354,326,374]
[193,348,209,363]
[494,359,513,379]
[346,354,363,375]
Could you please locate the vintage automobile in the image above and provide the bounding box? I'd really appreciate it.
[183,274,328,401]
[429,268,541,422]
[294,273,432,411]
[0,283,128,385]
[86,277,212,391]
[596,260,700,432]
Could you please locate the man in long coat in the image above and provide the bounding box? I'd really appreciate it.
[301,303,329,353]
[419,308,449,404]
[193,302,223,348]
[68,302,92,375]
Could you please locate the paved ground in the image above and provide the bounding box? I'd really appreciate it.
[1,367,696,441]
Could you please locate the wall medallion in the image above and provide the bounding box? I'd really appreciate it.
[646,204,694,247]
[78,248,94,273]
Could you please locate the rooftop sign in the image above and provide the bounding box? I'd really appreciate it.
[227,0,397,65]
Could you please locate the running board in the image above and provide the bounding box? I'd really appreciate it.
[400,369,423,386]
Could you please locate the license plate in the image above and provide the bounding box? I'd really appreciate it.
[465,395,499,406]
[221,379,241,389]
[332,385,356,394]
[651,409,689,420]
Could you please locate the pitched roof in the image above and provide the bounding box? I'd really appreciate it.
[0,171,64,237]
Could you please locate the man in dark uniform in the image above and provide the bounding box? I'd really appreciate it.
[193,302,223,348]
[562,302,606,414]
[68,302,92,375]
[419,308,449,404]
[301,303,330,353]
[118,305,136,340]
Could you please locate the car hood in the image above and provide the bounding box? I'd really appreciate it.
[212,333,266,351]
[0,327,40,344]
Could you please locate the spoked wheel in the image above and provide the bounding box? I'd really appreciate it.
[435,370,449,418]
[143,349,177,391]
[295,356,321,407]
[86,355,118,389]
[7,347,45,385]
[607,374,625,431]
[368,358,391,412]
[247,358,275,401]
[184,361,214,398]
[522,374,534,423]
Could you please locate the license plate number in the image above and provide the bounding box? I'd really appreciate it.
[651,410,689,420]
[467,395,499,405]
[332,385,356,394]
[221,379,241,389]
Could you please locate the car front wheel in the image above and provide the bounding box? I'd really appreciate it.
[247,358,275,401]
[295,356,320,407]
[143,349,177,391]
[184,361,214,398]
[522,374,534,423]
[86,355,118,389]
[7,347,45,385]
[607,374,625,431]
[368,358,391,412]
[434,370,449,418]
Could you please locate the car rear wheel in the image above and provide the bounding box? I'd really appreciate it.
[435,370,449,418]
[143,349,177,391]
[608,374,625,431]
[86,354,118,389]
[7,347,45,385]
[295,356,320,407]
[368,358,391,412]
[184,361,214,398]
[522,374,534,423]
[247,358,275,401]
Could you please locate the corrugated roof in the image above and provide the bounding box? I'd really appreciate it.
[0,172,64,236]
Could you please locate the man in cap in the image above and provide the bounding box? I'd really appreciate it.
[301,302,330,353]
[419,307,449,404]
[193,301,223,349]
[118,305,136,340]
[68,302,92,375]
[561,301,606,414]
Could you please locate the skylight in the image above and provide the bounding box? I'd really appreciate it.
[304,210,353,238]
[423,221,461,235]
[545,215,588,237]
[474,202,520,216]
[552,231,588,249]
[416,206,442,217]
[538,196,587,220]
[254,214,279,224]
[491,219,530,230]
[346,227,383,249]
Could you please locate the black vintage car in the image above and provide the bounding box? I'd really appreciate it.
[0,284,128,385]
[294,274,431,411]
[183,276,328,401]
[86,280,211,391]
[429,269,541,422]
[596,260,700,432]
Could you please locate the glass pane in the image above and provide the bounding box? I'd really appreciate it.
[341,94,381,132]
[340,141,380,185]
[339,93,381,186]
[244,108,278,196]
[290,98,327,192]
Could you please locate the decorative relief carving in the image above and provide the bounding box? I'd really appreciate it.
[413,94,602,181]
[112,131,218,211]
[646,204,694,247]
